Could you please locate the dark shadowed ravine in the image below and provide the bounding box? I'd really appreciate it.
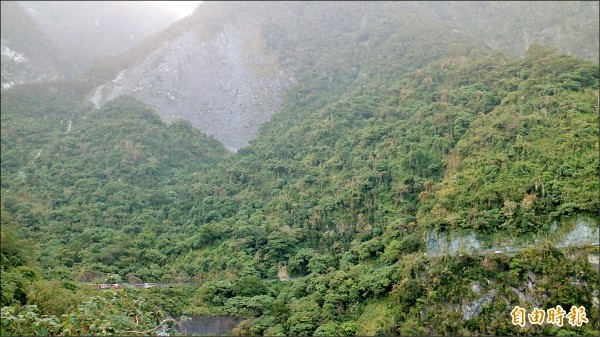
[173,315,243,336]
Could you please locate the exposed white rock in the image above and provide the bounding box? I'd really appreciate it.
[427,218,599,258]
[112,71,125,83]
[91,85,104,108]
[90,25,291,150]
[1,45,28,63]
[588,254,599,267]
[462,290,496,320]
[1,81,15,90]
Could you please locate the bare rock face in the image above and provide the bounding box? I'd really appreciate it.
[462,290,496,320]
[91,24,291,152]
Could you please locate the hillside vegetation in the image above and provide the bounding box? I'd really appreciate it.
[1,1,598,336]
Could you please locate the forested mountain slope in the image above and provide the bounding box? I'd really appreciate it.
[1,1,598,336]
[1,89,229,275]
[2,46,598,336]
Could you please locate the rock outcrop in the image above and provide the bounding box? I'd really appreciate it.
[91,24,290,151]
[427,218,599,258]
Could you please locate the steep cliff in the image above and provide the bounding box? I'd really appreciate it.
[91,24,290,151]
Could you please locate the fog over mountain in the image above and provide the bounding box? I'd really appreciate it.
[1,1,180,89]
[1,2,598,336]
[87,1,599,151]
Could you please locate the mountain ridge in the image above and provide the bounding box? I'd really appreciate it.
[87,1,599,151]
[1,1,181,89]
[1,2,598,336]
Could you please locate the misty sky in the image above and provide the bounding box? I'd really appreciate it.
[155,1,202,18]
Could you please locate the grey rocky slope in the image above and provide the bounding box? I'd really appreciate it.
[91,24,290,151]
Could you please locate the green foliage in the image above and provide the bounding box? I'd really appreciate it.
[286,297,321,336]
[232,276,268,298]
[0,201,38,278]
[1,289,183,336]
[418,50,599,235]
[1,2,598,335]
[27,281,78,316]
[1,271,28,307]
[1,92,228,279]
[356,301,395,336]
[313,322,341,336]
[1,305,62,337]
[356,266,394,298]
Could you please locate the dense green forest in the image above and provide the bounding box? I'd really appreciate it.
[2,44,598,337]
[1,1,599,336]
